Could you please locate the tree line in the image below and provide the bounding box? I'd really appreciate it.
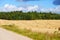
[0,11,60,20]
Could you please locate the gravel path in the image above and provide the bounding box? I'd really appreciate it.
[0,28,32,40]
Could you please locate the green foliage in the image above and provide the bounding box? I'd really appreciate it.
[0,11,60,20]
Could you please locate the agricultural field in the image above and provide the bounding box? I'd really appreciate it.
[0,20,60,33]
[0,20,60,40]
[0,11,60,40]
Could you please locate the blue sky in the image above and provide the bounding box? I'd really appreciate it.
[0,0,55,8]
[0,0,60,13]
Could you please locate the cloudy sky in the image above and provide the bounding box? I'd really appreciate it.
[0,0,60,13]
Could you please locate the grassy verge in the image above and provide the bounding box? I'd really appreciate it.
[1,25,60,40]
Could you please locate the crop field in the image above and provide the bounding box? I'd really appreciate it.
[0,23,60,40]
[0,20,60,33]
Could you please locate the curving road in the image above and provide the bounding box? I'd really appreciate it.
[0,28,32,40]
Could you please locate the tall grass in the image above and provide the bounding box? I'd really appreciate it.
[1,25,60,40]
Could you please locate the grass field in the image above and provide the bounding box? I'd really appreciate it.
[0,20,60,40]
[0,20,60,33]
[1,24,60,40]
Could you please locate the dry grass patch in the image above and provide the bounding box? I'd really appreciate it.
[0,20,60,33]
[1,24,60,40]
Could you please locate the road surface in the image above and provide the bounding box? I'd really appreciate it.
[0,28,32,40]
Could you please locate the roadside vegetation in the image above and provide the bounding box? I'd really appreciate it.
[1,25,60,40]
[0,11,60,20]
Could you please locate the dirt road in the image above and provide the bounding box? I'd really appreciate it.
[0,28,32,40]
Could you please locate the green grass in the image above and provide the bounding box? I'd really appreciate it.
[1,25,60,40]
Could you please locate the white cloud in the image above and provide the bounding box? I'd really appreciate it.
[1,4,17,12]
[5,4,17,11]
[54,6,60,13]
[0,4,60,13]
[27,5,39,11]
[18,7,24,11]
[0,4,39,12]
[4,4,16,9]
[40,6,60,13]
[40,8,54,12]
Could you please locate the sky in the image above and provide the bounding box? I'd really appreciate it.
[0,0,60,13]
